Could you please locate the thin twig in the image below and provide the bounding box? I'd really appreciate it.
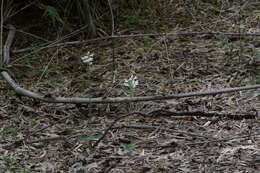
[107,0,114,36]
[185,132,260,146]
[3,24,15,65]
[29,115,70,136]
[147,110,257,120]
[12,31,260,53]
[93,112,145,148]
[115,124,217,140]
[8,0,41,19]
[107,0,116,83]
[0,0,4,66]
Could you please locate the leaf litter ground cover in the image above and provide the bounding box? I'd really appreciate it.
[0,1,260,172]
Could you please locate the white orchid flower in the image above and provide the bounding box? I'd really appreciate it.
[81,52,94,65]
[123,75,139,89]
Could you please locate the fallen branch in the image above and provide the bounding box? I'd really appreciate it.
[12,31,260,53]
[1,25,260,104]
[116,124,217,140]
[2,70,260,104]
[148,110,257,120]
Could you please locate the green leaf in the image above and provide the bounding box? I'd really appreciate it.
[157,162,168,170]
[255,75,260,84]
[43,5,62,26]
[20,168,31,173]
[154,74,168,83]
[121,143,136,151]
[5,126,17,134]
[27,43,40,52]
[226,54,234,62]
[1,156,14,168]
[248,91,260,97]
[0,67,9,72]
[28,119,38,127]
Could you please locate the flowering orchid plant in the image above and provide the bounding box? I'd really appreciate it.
[123,75,139,89]
[81,51,94,65]
[123,74,139,97]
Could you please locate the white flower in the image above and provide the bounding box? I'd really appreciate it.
[81,52,94,64]
[123,75,139,89]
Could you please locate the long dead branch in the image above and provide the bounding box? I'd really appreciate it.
[1,26,260,104]
[12,31,260,53]
[148,110,257,120]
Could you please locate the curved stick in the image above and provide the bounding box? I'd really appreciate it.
[1,26,260,104]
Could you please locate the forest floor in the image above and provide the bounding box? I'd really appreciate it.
[0,1,260,172]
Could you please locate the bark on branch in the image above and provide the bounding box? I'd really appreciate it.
[12,31,260,53]
[1,25,260,104]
